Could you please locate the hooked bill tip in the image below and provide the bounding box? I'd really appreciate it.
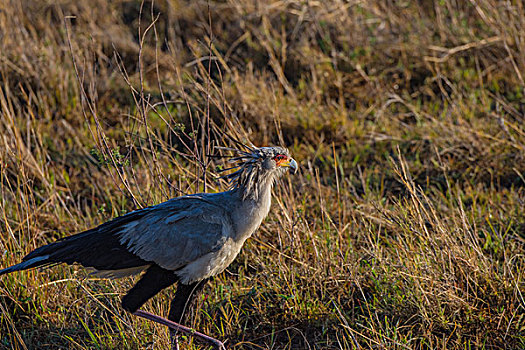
[288,158,298,174]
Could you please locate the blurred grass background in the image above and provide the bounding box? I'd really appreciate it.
[0,0,524,349]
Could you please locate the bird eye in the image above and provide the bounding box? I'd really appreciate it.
[274,154,285,161]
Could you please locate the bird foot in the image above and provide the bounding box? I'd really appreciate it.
[133,309,225,349]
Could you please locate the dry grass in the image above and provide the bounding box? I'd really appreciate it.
[1,0,525,349]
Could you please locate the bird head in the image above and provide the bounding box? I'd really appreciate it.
[218,144,298,199]
[255,146,298,175]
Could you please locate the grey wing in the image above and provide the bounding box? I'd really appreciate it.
[117,197,235,271]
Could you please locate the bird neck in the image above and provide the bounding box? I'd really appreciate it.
[236,171,275,202]
[229,173,274,242]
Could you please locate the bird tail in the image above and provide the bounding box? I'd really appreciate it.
[0,237,75,276]
[0,254,52,276]
[1,210,150,277]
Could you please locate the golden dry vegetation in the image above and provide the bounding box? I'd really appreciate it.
[1,1,525,349]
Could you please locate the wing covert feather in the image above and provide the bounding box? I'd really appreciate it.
[118,196,234,271]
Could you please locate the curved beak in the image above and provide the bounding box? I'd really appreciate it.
[281,158,298,174]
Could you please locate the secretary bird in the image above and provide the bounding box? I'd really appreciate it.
[0,145,298,349]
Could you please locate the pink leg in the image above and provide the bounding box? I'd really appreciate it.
[170,329,180,350]
[133,309,225,349]
[170,331,180,350]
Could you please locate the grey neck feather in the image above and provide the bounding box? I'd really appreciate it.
[233,165,277,201]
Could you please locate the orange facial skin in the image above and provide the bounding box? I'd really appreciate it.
[273,154,288,166]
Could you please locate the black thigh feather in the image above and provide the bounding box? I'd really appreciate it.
[121,264,179,313]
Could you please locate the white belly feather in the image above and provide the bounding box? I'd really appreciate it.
[176,238,244,284]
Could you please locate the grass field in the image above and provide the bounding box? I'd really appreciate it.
[1,1,525,349]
